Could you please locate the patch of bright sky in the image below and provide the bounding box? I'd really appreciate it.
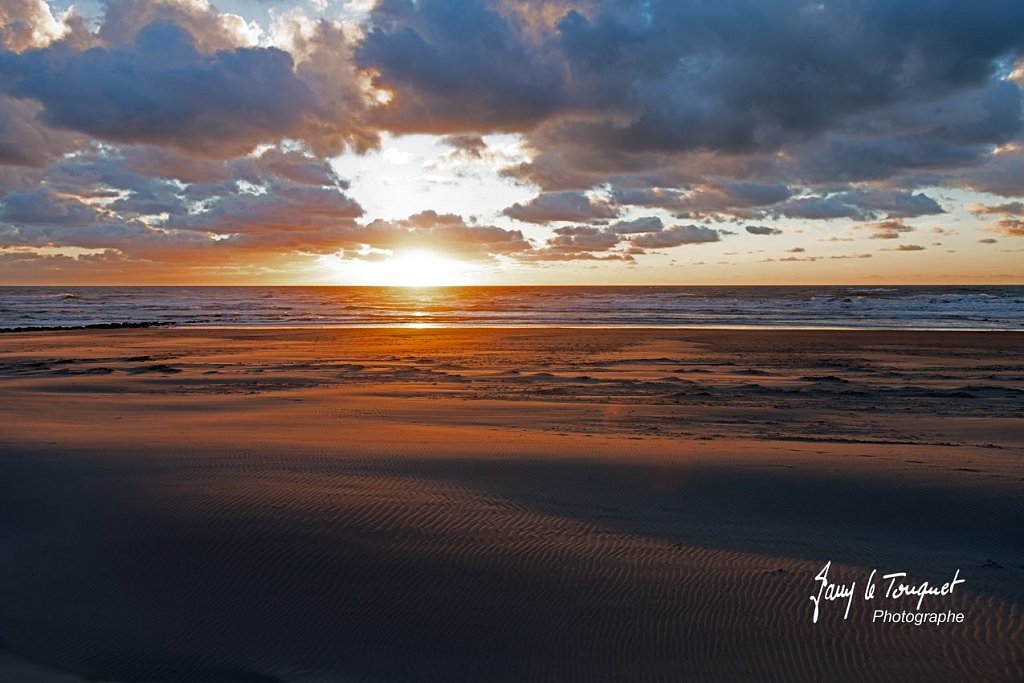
[331,133,541,228]
[1,245,110,257]
[50,0,360,34]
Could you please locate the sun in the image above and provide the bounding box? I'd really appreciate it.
[332,249,478,286]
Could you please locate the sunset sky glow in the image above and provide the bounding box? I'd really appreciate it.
[1,0,1023,285]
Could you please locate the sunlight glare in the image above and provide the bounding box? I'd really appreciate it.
[332,249,477,286]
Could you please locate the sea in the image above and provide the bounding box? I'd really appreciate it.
[1,286,1022,331]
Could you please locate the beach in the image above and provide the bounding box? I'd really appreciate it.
[0,327,1021,682]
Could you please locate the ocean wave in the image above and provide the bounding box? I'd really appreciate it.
[1,286,1022,331]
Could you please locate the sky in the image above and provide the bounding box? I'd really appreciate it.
[0,0,1022,285]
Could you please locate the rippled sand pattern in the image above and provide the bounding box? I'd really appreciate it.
[0,328,1021,681]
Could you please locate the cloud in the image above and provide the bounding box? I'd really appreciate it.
[0,23,324,156]
[957,200,1024,243]
[541,225,621,253]
[968,201,1024,216]
[608,216,663,234]
[359,210,533,259]
[631,224,721,248]
[242,148,346,188]
[0,176,537,263]
[0,94,80,166]
[503,190,618,223]
[745,225,782,236]
[524,250,635,263]
[167,183,363,245]
[885,244,926,251]
[97,0,260,51]
[991,218,1024,237]
[2,0,1024,280]
[960,146,1024,196]
[496,0,1024,202]
[1,8,379,159]
[773,190,944,221]
[778,255,819,262]
[605,181,792,218]
[523,215,727,261]
[441,134,488,158]
[529,215,722,260]
[0,187,164,250]
[861,218,917,240]
[0,142,372,258]
[0,0,72,52]
[1,187,103,226]
[357,0,567,133]
[357,0,1024,157]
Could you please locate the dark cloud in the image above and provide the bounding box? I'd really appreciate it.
[778,256,819,263]
[357,0,566,133]
[772,190,944,221]
[524,251,635,262]
[609,216,663,234]
[538,1,1022,155]
[631,225,721,248]
[529,216,722,259]
[541,225,621,253]
[442,135,488,158]
[602,180,792,216]
[487,0,1023,192]
[830,253,873,259]
[787,80,1024,184]
[503,190,618,223]
[241,148,346,188]
[960,147,1024,197]
[0,249,133,283]
[0,23,322,156]
[419,0,1024,226]
[745,225,782,236]
[150,191,367,258]
[1,9,378,159]
[0,187,164,250]
[0,93,81,166]
[1,187,103,226]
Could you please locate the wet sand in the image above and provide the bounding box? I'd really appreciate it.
[0,327,1022,682]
